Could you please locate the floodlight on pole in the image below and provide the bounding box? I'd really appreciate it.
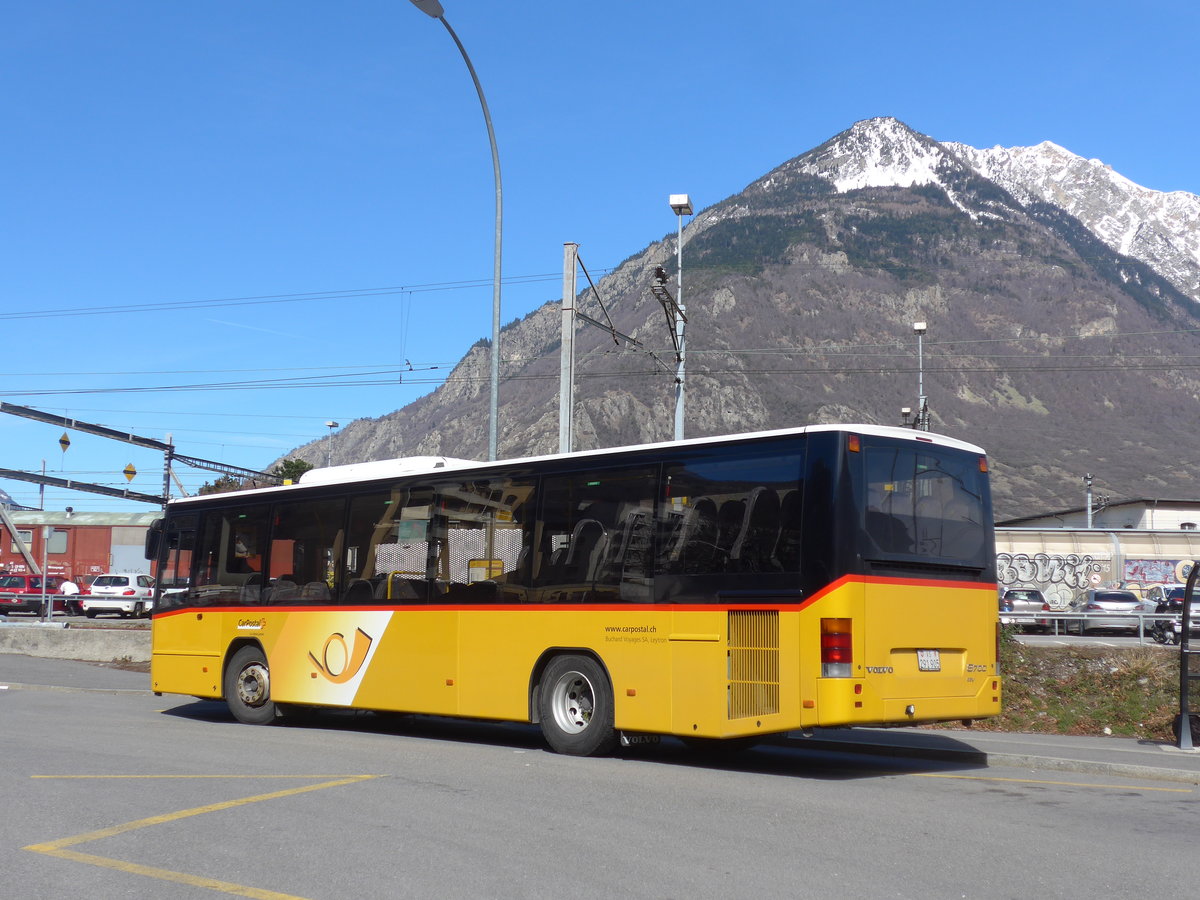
[409,0,502,461]
[669,194,693,441]
[912,320,928,431]
[325,421,339,467]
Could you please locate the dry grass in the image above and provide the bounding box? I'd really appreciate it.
[969,629,1185,739]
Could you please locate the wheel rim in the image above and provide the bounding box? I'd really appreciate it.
[236,662,270,708]
[548,669,595,735]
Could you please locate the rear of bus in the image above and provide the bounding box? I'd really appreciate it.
[803,428,1000,728]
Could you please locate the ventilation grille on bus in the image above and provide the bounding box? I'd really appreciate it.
[727,610,780,719]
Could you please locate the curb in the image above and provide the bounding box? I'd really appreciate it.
[786,735,1200,785]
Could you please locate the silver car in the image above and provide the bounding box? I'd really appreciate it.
[1001,588,1048,631]
[1067,589,1142,634]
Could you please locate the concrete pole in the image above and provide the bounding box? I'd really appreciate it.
[40,525,50,622]
[162,434,173,509]
[673,213,687,441]
[559,243,578,454]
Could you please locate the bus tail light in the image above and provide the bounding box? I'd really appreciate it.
[821,618,853,677]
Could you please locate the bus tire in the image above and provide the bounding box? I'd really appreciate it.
[225,645,277,725]
[537,654,617,757]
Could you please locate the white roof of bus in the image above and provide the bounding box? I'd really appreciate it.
[168,424,986,506]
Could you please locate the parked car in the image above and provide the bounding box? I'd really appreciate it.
[1066,588,1143,634]
[1000,588,1048,631]
[998,592,1015,624]
[81,574,156,618]
[1143,583,1200,644]
[0,573,70,615]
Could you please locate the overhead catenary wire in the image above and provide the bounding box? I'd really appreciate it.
[0,270,607,322]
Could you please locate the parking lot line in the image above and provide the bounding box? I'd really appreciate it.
[24,774,380,898]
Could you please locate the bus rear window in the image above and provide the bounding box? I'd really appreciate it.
[861,441,987,564]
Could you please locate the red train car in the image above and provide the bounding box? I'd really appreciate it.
[0,511,158,581]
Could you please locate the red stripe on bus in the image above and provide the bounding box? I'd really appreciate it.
[152,576,997,620]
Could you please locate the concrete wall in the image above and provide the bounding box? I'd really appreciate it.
[0,623,150,663]
[996,527,1200,609]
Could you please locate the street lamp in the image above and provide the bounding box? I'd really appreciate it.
[409,0,502,461]
[669,194,693,440]
[325,420,339,467]
[912,321,928,431]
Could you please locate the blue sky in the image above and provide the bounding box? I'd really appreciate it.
[3,0,1197,511]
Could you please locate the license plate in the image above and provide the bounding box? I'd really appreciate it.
[917,649,941,672]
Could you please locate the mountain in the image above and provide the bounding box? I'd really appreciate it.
[284,118,1200,520]
[947,140,1200,303]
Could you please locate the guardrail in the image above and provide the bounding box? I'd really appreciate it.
[1002,610,1198,644]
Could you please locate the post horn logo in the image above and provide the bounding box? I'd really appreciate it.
[309,627,373,684]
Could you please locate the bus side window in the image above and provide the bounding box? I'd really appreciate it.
[534,466,654,602]
[268,497,345,604]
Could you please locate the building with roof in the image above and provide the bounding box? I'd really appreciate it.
[999,498,1200,531]
[0,510,158,580]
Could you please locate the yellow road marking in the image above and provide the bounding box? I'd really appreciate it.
[24,774,379,898]
[914,772,1192,793]
[32,774,366,779]
[26,847,308,900]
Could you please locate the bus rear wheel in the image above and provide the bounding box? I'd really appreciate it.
[225,645,277,725]
[537,655,617,757]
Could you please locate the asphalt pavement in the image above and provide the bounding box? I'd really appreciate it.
[3,653,1199,783]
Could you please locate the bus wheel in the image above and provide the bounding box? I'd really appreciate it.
[538,655,617,757]
[225,646,277,725]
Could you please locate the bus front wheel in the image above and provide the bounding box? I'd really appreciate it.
[537,655,617,757]
[225,645,277,725]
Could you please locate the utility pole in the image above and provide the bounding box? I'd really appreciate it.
[559,242,578,454]
[669,194,693,440]
[162,433,173,509]
[1083,473,1094,528]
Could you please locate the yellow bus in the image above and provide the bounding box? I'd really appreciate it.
[148,425,1001,755]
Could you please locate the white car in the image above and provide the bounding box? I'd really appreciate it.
[82,573,156,618]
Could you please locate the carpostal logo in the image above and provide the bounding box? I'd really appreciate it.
[309,627,374,684]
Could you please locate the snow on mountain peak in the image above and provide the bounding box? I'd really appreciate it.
[947,138,1200,296]
[796,117,948,192]
[755,118,1200,302]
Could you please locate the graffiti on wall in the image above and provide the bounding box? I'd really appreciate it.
[996,552,1110,609]
[1123,559,1194,589]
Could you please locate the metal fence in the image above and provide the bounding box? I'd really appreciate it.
[1002,610,1198,644]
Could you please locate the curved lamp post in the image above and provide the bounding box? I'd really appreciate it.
[409,0,502,461]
